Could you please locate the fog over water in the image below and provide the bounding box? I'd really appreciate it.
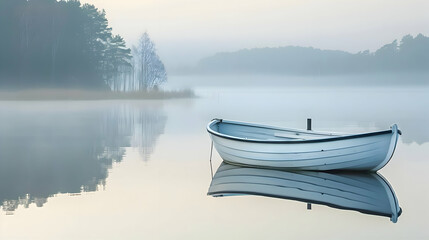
[0,76,428,239]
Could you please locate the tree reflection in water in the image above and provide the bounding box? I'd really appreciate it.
[0,102,167,213]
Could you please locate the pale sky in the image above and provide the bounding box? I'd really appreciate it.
[81,0,429,69]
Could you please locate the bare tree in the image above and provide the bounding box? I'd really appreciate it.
[133,32,167,91]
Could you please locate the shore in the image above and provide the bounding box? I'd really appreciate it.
[0,89,195,101]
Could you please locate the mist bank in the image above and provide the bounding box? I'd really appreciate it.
[0,89,194,101]
[175,34,429,76]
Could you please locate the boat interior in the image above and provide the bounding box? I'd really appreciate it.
[210,120,341,141]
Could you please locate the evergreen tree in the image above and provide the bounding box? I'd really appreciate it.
[104,35,132,91]
[0,0,132,89]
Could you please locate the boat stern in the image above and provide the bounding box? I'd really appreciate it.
[371,124,401,171]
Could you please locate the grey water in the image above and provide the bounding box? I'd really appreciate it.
[0,75,428,239]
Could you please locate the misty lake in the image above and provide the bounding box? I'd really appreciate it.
[0,75,428,239]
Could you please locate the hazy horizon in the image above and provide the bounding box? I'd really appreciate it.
[81,0,429,69]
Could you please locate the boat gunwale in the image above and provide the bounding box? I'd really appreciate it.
[207,119,394,144]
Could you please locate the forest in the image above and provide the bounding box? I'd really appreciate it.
[0,0,166,90]
[191,34,429,75]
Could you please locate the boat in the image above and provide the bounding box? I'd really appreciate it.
[207,119,401,171]
[208,163,402,223]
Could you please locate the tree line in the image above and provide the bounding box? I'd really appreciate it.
[0,0,166,90]
[192,34,429,75]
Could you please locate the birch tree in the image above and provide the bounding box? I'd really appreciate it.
[133,32,167,91]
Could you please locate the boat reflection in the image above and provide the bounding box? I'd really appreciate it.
[208,163,402,222]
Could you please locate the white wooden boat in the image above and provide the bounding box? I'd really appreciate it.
[207,119,401,171]
[208,163,402,223]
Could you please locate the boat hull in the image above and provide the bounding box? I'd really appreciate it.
[208,120,399,171]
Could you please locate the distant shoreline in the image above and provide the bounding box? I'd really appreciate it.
[0,89,195,101]
[174,34,429,76]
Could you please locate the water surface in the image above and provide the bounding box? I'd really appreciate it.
[0,76,428,239]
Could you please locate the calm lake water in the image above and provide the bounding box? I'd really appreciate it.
[0,75,428,239]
